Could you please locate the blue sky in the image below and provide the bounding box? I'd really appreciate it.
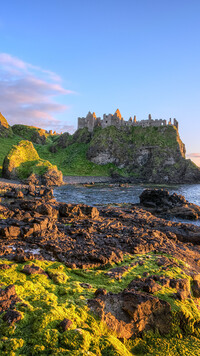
[0,0,200,164]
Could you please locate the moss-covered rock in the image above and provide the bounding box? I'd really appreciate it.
[0,113,13,138]
[2,140,63,185]
[2,140,40,179]
[12,124,52,145]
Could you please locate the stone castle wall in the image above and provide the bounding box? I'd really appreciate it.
[78,110,179,132]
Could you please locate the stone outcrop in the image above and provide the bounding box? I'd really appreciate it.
[27,168,63,187]
[2,140,40,180]
[140,189,200,220]
[2,140,63,186]
[88,285,172,338]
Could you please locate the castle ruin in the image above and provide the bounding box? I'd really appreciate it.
[78,109,179,132]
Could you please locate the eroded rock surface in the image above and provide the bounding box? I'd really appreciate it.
[88,286,172,338]
[1,189,200,270]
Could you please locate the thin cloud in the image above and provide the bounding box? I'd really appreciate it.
[0,53,74,131]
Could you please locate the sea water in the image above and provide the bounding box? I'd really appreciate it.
[54,183,200,207]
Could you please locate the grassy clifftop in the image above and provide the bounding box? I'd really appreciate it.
[12,125,57,145]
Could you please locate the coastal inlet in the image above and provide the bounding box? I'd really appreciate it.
[54,183,200,207]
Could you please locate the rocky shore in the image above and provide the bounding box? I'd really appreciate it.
[1,182,200,354]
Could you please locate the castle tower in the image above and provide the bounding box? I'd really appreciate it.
[173,118,179,130]
[115,108,122,119]
[86,111,96,132]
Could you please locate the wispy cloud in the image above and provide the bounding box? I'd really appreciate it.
[186,153,200,167]
[0,53,74,131]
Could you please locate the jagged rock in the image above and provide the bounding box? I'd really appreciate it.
[21,264,47,276]
[169,278,190,299]
[59,203,99,219]
[88,288,172,338]
[27,169,63,187]
[140,189,187,207]
[0,224,21,239]
[41,168,63,186]
[128,277,162,294]
[2,193,200,269]
[140,189,200,220]
[0,285,21,312]
[0,264,11,270]
[27,174,40,185]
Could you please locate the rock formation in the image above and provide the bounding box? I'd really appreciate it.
[2,140,63,186]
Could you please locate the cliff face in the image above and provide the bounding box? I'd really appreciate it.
[86,125,200,183]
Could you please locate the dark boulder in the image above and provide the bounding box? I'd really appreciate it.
[140,189,200,220]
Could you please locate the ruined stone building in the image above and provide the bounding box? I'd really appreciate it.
[78,109,179,132]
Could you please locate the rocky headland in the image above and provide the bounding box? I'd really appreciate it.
[1,112,200,184]
[1,182,200,354]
